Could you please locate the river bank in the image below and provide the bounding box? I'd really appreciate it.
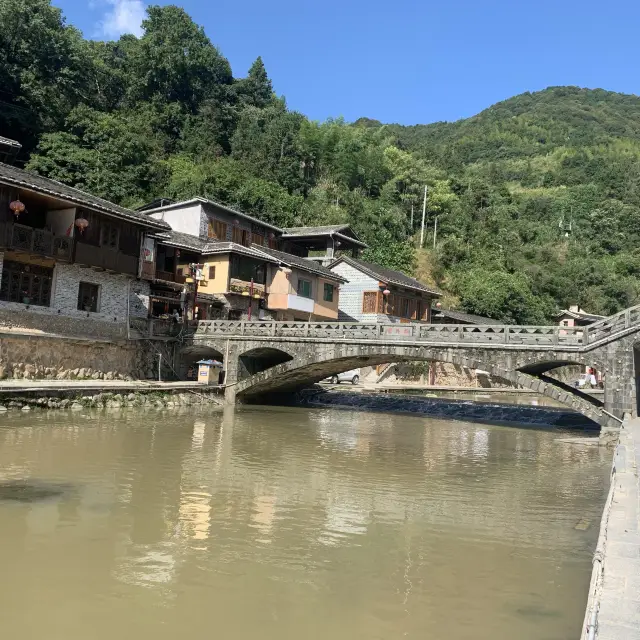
[296,389,601,431]
[0,381,222,411]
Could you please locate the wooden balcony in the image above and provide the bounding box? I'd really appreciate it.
[75,242,138,275]
[0,222,73,261]
[155,269,186,284]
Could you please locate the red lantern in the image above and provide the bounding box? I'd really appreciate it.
[74,218,89,234]
[9,200,25,217]
[383,288,391,296]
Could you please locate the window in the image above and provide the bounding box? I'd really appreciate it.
[230,255,266,284]
[400,297,410,318]
[100,223,119,250]
[362,291,381,314]
[232,226,243,244]
[208,219,227,241]
[208,265,216,280]
[252,233,264,247]
[0,260,52,307]
[323,283,334,302]
[77,282,99,312]
[241,230,251,247]
[297,278,312,298]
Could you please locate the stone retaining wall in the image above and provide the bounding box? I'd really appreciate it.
[0,388,222,412]
[386,361,513,388]
[0,334,163,381]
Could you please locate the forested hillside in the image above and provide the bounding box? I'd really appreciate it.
[3,1,640,323]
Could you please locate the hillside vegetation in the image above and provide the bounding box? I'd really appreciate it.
[2,1,640,323]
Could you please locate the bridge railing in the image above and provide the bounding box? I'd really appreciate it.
[584,304,640,345]
[194,320,589,346]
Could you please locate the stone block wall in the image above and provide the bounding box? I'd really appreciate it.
[0,307,127,339]
[0,253,151,339]
[0,334,159,380]
[51,263,149,322]
[129,279,150,318]
[386,361,513,388]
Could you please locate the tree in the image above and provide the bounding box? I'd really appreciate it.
[28,105,163,206]
[126,5,232,113]
[235,56,273,108]
[0,0,91,149]
[454,269,551,324]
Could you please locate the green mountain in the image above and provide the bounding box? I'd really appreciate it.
[384,87,640,321]
[2,0,640,323]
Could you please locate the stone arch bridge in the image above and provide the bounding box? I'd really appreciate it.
[181,306,640,429]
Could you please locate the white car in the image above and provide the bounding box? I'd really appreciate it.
[327,369,360,385]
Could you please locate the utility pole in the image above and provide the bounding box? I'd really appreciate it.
[410,203,414,230]
[419,185,427,248]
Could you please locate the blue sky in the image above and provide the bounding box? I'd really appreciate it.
[55,0,640,125]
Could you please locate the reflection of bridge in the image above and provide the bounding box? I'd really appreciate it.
[181,305,640,428]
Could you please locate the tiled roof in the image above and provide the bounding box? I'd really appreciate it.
[283,224,350,236]
[201,241,280,263]
[432,308,502,325]
[330,255,441,296]
[282,224,367,248]
[0,136,21,149]
[140,196,283,232]
[154,230,282,262]
[254,245,348,283]
[154,230,207,252]
[555,309,604,323]
[0,162,169,230]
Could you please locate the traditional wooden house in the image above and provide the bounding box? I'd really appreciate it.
[0,146,168,338]
[329,255,441,323]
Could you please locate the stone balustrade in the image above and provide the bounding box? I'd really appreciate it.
[188,306,640,348]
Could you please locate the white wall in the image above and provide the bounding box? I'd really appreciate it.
[330,262,379,322]
[149,203,203,237]
[46,208,76,237]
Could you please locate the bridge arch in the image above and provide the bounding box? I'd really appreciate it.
[177,345,225,379]
[232,346,609,427]
[238,346,294,379]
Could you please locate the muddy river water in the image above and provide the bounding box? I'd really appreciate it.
[0,405,610,639]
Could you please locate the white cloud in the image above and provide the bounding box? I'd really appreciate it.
[100,0,146,38]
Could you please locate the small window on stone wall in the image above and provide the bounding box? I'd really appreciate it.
[78,282,99,312]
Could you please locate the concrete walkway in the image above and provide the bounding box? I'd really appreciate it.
[583,418,640,639]
[0,380,218,394]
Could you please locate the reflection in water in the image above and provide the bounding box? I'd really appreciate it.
[0,405,609,640]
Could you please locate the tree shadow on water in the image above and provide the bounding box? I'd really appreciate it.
[0,481,72,503]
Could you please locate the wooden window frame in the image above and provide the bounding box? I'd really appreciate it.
[99,223,120,251]
[362,291,381,314]
[297,278,313,299]
[208,265,216,280]
[252,232,264,247]
[323,282,334,302]
[0,260,53,307]
[77,281,100,313]
[208,219,228,241]
[232,226,244,244]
